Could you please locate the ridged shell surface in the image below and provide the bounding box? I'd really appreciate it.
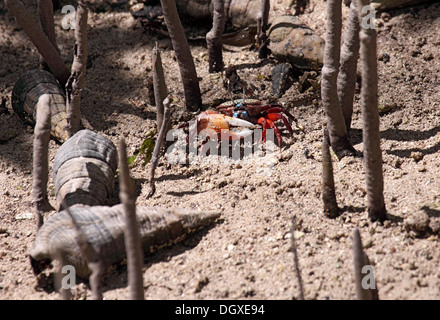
[53,129,117,209]
[12,69,68,142]
[30,204,221,278]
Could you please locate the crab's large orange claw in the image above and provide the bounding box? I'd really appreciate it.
[220,128,254,140]
[197,111,255,140]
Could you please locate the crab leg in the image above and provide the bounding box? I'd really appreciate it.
[266,113,282,121]
[258,117,282,145]
[257,117,268,143]
[283,109,299,125]
[265,112,294,136]
[278,114,294,136]
[268,119,283,145]
[281,114,294,136]
[263,106,299,125]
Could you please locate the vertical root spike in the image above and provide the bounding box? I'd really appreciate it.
[119,139,145,300]
[5,0,70,86]
[152,42,168,132]
[353,228,379,300]
[159,0,202,111]
[321,0,355,159]
[66,0,88,138]
[322,128,340,218]
[32,94,54,229]
[356,0,387,222]
[291,215,305,300]
[207,0,225,73]
[148,97,172,198]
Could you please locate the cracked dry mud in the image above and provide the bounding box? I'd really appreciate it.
[0,0,440,300]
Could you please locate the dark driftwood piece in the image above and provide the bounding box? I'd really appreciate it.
[257,0,270,59]
[32,94,54,229]
[119,139,145,300]
[148,97,171,199]
[321,0,355,159]
[291,215,305,300]
[206,0,225,73]
[322,128,340,218]
[5,0,70,87]
[337,0,360,132]
[66,1,88,138]
[357,0,386,222]
[159,0,202,112]
[352,228,379,300]
[37,0,59,70]
[152,42,168,132]
[293,0,310,15]
[64,204,104,300]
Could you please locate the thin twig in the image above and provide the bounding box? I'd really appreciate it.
[119,139,145,300]
[5,0,70,86]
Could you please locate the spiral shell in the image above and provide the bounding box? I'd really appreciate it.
[53,129,118,210]
[30,204,220,278]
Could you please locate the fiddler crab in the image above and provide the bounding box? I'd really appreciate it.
[194,98,299,146]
